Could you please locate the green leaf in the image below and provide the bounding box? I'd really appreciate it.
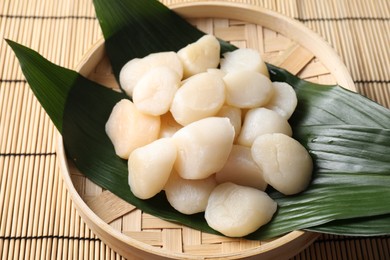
[93,0,200,80]
[248,125,390,239]
[5,39,78,132]
[268,64,390,128]
[293,125,390,174]
[250,172,390,239]
[307,214,390,236]
[8,0,390,241]
[93,0,236,82]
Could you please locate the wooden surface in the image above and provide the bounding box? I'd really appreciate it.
[1,0,389,259]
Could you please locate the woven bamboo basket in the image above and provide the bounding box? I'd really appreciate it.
[57,2,356,259]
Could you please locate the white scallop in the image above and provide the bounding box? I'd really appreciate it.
[265,81,298,119]
[133,67,180,116]
[205,182,277,237]
[119,52,183,96]
[170,72,226,126]
[172,117,235,180]
[207,68,226,78]
[216,105,242,141]
[220,48,269,77]
[105,99,160,159]
[216,145,267,191]
[128,138,177,200]
[237,107,292,147]
[164,171,217,215]
[251,133,313,195]
[158,112,183,138]
[223,70,274,108]
[177,35,220,78]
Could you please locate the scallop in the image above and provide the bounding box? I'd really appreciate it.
[216,145,267,191]
[251,133,313,195]
[216,105,242,141]
[237,107,292,147]
[118,58,142,96]
[164,171,217,215]
[223,70,274,108]
[205,182,277,237]
[265,82,298,119]
[177,35,220,78]
[220,48,269,78]
[158,112,183,138]
[128,138,177,200]
[172,117,235,180]
[207,68,226,78]
[170,72,226,126]
[105,99,160,159]
[132,67,180,116]
[119,51,183,96]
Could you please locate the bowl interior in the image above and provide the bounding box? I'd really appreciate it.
[59,2,355,259]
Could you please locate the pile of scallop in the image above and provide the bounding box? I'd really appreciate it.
[105,35,313,237]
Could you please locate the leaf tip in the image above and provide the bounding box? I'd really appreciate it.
[5,38,18,50]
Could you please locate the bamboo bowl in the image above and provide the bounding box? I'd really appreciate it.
[57,2,356,259]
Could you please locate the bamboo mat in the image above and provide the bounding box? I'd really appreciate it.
[0,0,389,259]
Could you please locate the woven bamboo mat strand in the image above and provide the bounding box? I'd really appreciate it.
[0,0,389,259]
[296,0,390,109]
